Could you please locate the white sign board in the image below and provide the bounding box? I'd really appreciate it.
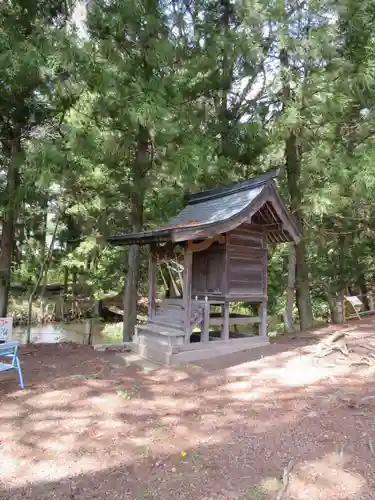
[0,317,13,341]
[346,296,363,308]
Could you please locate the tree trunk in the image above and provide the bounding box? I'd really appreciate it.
[284,132,313,330]
[356,272,369,310]
[39,198,48,322]
[26,210,62,343]
[122,243,141,342]
[63,266,69,295]
[326,289,343,324]
[14,222,25,269]
[284,243,296,331]
[72,270,78,296]
[0,139,21,317]
[295,240,313,329]
[281,46,313,331]
[218,0,233,159]
[122,125,150,342]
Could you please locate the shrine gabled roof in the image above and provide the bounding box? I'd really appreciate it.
[108,169,302,246]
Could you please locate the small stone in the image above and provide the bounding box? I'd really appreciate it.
[171,467,176,472]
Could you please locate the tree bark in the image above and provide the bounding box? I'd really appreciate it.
[0,139,21,317]
[39,197,48,322]
[295,240,313,329]
[284,243,296,331]
[63,266,69,295]
[356,272,369,310]
[72,270,78,296]
[218,0,233,159]
[122,242,141,342]
[281,46,313,331]
[326,289,343,324]
[285,131,313,330]
[122,124,150,342]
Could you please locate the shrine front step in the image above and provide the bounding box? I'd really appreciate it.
[132,324,269,366]
[133,323,186,365]
[135,323,186,345]
[170,337,269,365]
[115,350,162,371]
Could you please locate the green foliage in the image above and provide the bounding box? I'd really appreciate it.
[2,0,375,330]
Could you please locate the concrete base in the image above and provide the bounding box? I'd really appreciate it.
[132,335,269,366]
[94,336,269,367]
[115,351,162,371]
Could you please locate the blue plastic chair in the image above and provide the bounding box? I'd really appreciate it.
[0,342,24,389]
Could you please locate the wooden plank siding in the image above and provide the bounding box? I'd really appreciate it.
[191,244,226,297]
[190,224,267,302]
[226,226,267,299]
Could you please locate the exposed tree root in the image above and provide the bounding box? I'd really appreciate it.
[276,459,296,500]
[51,367,105,387]
[368,438,375,457]
[360,394,375,403]
[316,343,349,358]
[316,333,375,366]
[352,343,375,354]
[350,356,373,367]
[326,331,346,344]
[315,331,350,358]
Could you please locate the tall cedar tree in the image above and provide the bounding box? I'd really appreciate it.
[0,1,79,315]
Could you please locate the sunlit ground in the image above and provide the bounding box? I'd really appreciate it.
[1,318,375,499]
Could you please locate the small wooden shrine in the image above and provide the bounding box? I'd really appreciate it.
[108,169,301,365]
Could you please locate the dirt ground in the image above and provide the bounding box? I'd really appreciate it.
[1,319,375,499]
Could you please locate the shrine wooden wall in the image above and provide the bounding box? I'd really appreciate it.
[190,222,267,302]
[226,223,267,301]
[191,243,225,297]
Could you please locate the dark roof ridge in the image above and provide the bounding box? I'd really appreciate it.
[187,168,279,206]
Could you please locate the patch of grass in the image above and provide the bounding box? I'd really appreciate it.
[244,486,268,500]
[141,444,152,458]
[116,385,139,400]
[180,449,203,471]
[260,476,282,493]
[176,363,202,371]
[102,322,123,343]
[134,488,155,500]
[149,426,164,442]
[244,477,281,500]
[190,450,202,467]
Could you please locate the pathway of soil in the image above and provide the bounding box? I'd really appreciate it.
[1,318,375,499]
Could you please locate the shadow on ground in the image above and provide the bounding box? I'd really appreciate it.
[1,317,375,499]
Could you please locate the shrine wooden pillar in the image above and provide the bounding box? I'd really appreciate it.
[201,297,210,343]
[183,247,193,342]
[221,302,230,341]
[259,240,268,338]
[259,301,268,337]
